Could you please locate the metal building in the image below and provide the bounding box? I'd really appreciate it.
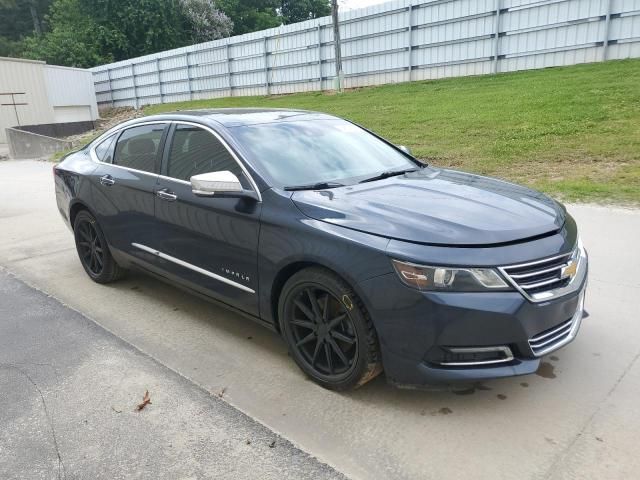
[0,56,99,144]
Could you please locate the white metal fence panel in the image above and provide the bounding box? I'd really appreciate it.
[90,0,640,109]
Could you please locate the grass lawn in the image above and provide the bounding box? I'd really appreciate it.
[141,59,639,204]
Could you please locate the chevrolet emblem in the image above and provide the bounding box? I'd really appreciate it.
[561,261,578,280]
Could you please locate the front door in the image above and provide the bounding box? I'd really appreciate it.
[90,122,168,259]
[149,123,262,316]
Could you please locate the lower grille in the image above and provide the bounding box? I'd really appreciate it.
[528,291,585,357]
[529,318,573,356]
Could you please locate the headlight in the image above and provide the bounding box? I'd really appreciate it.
[391,259,510,292]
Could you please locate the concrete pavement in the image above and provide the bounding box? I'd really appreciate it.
[1,159,639,479]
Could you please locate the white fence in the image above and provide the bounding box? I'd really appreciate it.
[91,0,640,109]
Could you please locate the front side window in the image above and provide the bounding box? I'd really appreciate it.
[229,119,416,187]
[166,124,243,182]
[113,124,165,173]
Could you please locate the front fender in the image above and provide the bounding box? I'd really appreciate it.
[257,189,392,325]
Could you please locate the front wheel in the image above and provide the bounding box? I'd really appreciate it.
[73,210,126,284]
[279,267,382,390]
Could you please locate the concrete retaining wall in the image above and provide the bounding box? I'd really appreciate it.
[5,127,72,160]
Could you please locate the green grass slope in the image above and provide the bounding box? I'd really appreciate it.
[145,59,640,204]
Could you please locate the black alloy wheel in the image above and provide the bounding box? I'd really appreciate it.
[73,210,126,284]
[280,267,382,390]
[289,286,358,378]
[76,218,104,276]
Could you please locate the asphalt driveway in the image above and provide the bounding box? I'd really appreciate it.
[0,270,344,480]
[1,160,639,479]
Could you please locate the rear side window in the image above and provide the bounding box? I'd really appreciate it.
[166,125,243,182]
[113,124,165,173]
[94,134,116,163]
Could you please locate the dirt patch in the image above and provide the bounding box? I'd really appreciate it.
[63,107,141,148]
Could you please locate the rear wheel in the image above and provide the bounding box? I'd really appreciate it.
[73,210,125,283]
[279,267,382,390]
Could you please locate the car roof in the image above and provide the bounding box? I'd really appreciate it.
[137,108,338,128]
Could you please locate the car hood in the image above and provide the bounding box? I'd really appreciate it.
[291,168,565,246]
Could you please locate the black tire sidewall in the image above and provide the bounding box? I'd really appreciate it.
[279,268,379,391]
[73,210,117,283]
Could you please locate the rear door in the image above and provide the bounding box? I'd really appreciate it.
[90,122,168,258]
[149,122,262,316]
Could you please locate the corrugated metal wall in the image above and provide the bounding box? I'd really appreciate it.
[90,0,640,109]
[44,65,100,121]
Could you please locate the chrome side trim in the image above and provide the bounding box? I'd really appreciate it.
[438,346,514,367]
[131,243,255,294]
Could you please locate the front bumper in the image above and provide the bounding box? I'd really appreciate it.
[358,265,587,388]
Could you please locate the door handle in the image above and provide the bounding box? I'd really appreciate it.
[156,189,177,201]
[100,175,115,186]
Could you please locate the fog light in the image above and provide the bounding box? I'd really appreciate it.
[438,346,514,366]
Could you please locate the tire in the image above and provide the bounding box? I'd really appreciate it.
[73,210,126,284]
[279,267,382,390]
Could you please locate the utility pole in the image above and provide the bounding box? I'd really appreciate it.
[331,0,343,92]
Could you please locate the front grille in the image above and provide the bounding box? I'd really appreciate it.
[528,318,573,356]
[500,250,576,301]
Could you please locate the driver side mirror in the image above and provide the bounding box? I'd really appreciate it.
[191,171,258,200]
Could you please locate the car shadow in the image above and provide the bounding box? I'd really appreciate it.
[109,271,560,411]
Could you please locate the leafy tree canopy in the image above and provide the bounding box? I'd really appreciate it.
[0,0,51,56]
[4,0,331,67]
[217,0,281,35]
[281,0,330,24]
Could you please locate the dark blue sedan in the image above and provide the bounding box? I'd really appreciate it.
[54,109,588,390]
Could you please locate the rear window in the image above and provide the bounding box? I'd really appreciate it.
[94,134,117,163]
[113,124,165,173]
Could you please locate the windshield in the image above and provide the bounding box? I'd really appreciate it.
[230,119,416,187]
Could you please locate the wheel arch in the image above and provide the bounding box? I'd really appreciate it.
[269,259,368,334]
[69,200,92,229]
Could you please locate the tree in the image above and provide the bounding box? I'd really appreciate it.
[180,0,233,43]
[19,0,115,67]
[217,0,281,35]
[80,0,189,62]
[13,0,332,67]
[0,0,51,56]
[280,0,329,24]
[18,0,231,67]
